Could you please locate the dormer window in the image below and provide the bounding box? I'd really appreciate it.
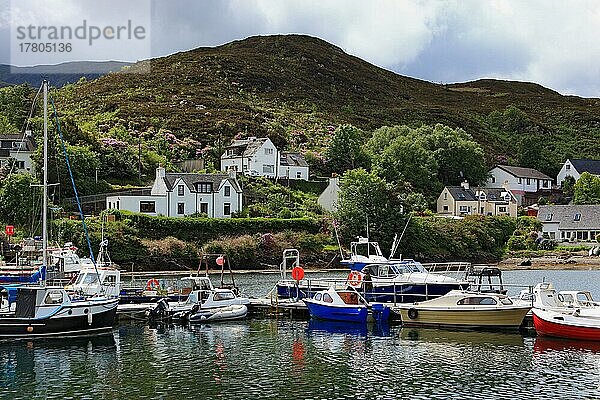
[566,164,570,170]
[545,213,553,221]
[479,194,486,200]
[574,213,581,221]
[490,176,496,184]
[178,185,185,196]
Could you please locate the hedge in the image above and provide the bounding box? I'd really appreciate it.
[114,210,322,241]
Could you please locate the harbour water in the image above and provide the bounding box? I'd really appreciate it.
[2,270,600,399]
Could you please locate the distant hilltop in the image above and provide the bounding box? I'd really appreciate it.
[0,61,131,88]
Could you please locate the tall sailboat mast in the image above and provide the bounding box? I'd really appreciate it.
[42,80,48,277]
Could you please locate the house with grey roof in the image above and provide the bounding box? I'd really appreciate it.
[537,205,600,242]
[485,165,553,206]
[220,137,309,180]
[556,159,600,186]
[0,132,36,174]
[106,167,242,218]
[437,181,518,217]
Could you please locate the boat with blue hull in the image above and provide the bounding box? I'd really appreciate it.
[303,287,369,323]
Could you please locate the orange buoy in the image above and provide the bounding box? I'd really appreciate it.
[347,271,363,287]
[291,266,305,281]
[145,278,160,291]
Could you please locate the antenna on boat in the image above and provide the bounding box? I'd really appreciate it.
[390,213,412,260]
[42,80,49,286]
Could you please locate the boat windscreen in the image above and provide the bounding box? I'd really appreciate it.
[76,273,99,286]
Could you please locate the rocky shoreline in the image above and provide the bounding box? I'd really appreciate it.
[498,255,600,270]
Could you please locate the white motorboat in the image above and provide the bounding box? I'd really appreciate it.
[394,290,531,330]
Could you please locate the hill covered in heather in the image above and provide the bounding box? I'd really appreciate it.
[45,34,600,179]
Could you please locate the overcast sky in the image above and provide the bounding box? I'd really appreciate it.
[1,0,599,97]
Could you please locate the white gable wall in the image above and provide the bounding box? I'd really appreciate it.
[556,159,581,186]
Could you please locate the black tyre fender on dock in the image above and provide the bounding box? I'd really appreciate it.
[407,308,418,320]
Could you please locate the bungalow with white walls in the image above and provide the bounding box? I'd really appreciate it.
[537,205,600,242]
[106,167,242,218]
[0,132,36,174]
[485,165,552,206]
[220,137,309,180]
[556,159,600,186]
[437,181,518,217]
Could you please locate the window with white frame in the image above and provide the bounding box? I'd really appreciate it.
[499,206,507,213]
[574,213,581,221]
[177,203,185,215]
[178,185,184,196]
[224,186,231,197]
[265,148,274,155]
[263,165,275,174]
[223,203,231,216]
[545,213,553,221]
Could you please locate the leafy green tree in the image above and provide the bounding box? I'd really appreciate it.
[372,135,439,195]
[0,173,39,227]
[573,172,600,204]
[0,84,33,129]
[325,125,370,173]
[0,114,17,134]
[335,168,406,249]
[561,175,576,198]
[411,124,488,186]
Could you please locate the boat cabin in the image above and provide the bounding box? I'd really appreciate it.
[68,266,121,298]
[558,291,598,308]
[0,286,72,318]
[362,261,427,278]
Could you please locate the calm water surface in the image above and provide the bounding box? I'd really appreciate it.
[2,270,600,399]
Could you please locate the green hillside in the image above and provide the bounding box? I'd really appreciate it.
[14,34,600,182]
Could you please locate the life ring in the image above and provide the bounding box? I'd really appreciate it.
[347,271,363,287]
[407,308,418,320]
[146,278,160,291]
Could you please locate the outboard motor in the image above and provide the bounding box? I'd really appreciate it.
[147,298,170,320]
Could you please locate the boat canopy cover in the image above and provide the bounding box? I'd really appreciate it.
[0,266,46,284]
[15,287,38,318]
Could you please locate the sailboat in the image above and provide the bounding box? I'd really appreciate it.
[0,81,118,339]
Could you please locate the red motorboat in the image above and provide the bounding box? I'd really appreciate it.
[532,308,600,341]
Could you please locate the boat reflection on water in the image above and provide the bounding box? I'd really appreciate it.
[0,333,117,390]
[400,327,525,348]
[533,336,600,354]
[306,319,391,338]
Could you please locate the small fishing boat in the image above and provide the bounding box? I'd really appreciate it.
[532,308,600,341]
[394,290,530,330]
[303,286,369,323]
[188,304,248,323]
[0,284,118,339]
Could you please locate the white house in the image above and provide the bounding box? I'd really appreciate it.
[556,159,600,186]
[278,152,309,180]
[106,167,242,218]
[485,165,552,206]
[0,132,35,174]
[538,205,600,242]
[220,137,309,180]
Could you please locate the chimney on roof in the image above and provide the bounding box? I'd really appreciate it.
[460,180,470,190]
[228,169,237,179]
[502,180,510,191]
[156,166,166,180]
